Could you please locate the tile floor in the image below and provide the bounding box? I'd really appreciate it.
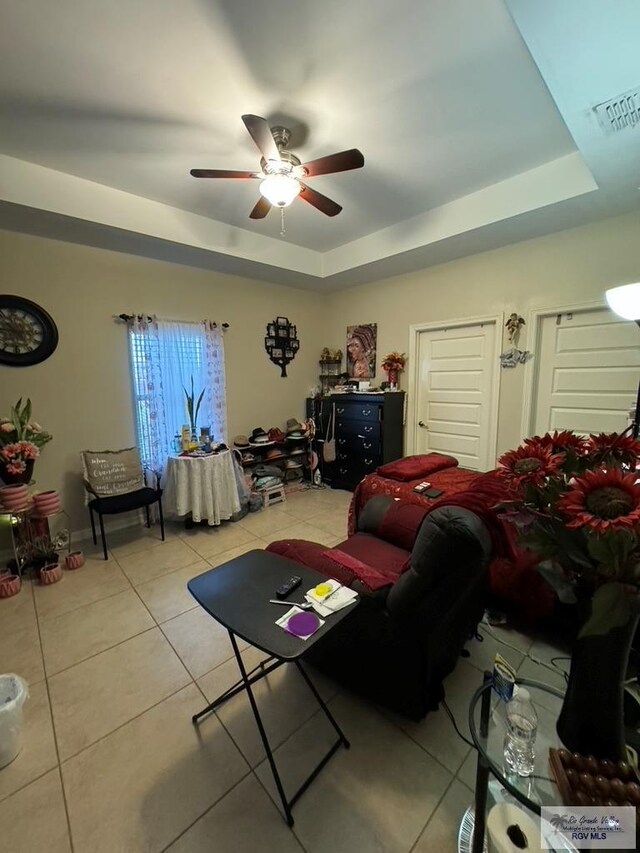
[0,486,565,853]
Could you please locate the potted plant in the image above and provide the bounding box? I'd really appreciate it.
[183,376,205,442]
[0,399,52,485]
[30,534,60,575]
[497,429,640,759]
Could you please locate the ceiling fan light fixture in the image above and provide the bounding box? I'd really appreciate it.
[606,282,640,320]
[259,173,301,207]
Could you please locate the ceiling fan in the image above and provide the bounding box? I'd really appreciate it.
[190,114,364,220]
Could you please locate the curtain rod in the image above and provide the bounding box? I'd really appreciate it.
[114,313,229,328]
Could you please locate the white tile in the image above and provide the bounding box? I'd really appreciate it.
[256,692,452,853]
[198,651,339,767]
[306,509,350,539]
[0,769,71,853]
[34,556,131,621]
[413,779,474,853]
[0,681,57,803]
[389,660,481,774]
[161,607,247,679]
[49,628,190,759]
[40,588,155,675]
[117,538,202,586]
[135,559,209,623]
[62,684,248,853]
[107,522,177,558]
[457,747,477,790]
[260,521,337,547]
[179,524,260,560]
[235,507,299,538]
[165,774,304,853]
[464,629,525,676]
[0,616,45,684]
[0,580,36,639]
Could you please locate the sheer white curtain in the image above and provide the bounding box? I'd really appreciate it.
[128,316,227,470]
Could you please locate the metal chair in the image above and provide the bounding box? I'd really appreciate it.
[81,448,165,560]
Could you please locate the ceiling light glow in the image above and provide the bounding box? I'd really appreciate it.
[606,283,640,320]
[259,174,301,207]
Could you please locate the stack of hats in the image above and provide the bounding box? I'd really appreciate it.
[233,435,251,449]
[249,427,271,446]
[266,448,283,461]
[285,418,308,440]
[268,427,285,443]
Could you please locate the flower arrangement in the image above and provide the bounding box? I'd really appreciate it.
[0,398,52,477]
[498,430,640,598]
[501,429,640,760]
[380,351,407,373]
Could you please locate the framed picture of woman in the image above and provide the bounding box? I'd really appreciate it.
[346,323,377,379]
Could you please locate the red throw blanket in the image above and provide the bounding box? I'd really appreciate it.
[348,465,481,536]
[348,464,556,622]
[376,452,458,481]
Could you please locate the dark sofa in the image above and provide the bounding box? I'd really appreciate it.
[266,495,492,719]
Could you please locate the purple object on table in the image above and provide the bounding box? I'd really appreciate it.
[287,611,320,637]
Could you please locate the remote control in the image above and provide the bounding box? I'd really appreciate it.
[275,576,302,599]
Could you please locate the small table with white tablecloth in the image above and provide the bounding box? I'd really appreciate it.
[163,450,241,526]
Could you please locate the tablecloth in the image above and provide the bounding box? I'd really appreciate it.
[163,451,241,525]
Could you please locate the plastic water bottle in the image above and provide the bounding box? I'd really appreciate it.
[503,687,537,776]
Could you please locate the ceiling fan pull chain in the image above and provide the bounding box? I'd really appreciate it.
[280,207,286,237]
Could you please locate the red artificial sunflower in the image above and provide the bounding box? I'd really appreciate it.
[498,443,564,486]
[556,467,640,533]
[587,432,640,467]
[527,430,589,456]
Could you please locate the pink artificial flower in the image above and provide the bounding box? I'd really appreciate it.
[18,441,39,460]
[6,460,26,475]
[1,443,22,460]
[0,422,15,433]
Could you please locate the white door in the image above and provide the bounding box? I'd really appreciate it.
[415,322,498,470]
[532,307,640,435]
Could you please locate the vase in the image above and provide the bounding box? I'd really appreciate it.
[0,459,34,486]
[65,551,85,571]
[386,369,398,389]
[556,582,639,761]
[39,562,63,585]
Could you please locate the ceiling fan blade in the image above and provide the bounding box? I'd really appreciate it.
[249,197,272,219]
[298,183,342,217]
[301,148,364,178]
[241,114,281,162]
[190,169,258,179]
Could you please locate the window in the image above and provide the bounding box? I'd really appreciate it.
[127,319,226,469]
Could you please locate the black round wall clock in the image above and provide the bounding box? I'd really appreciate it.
[0,295,59,366]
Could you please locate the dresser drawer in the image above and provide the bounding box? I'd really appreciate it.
[336,419,381,440]
[333,457,377,487]
[333,402,381,423]
[336,433,380,453]
[334,454,378,473]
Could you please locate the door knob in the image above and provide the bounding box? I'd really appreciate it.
[418,420,426,428]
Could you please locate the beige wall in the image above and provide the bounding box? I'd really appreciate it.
[325,210,640,457]
[3,209,640,531]
[0,230,324,529]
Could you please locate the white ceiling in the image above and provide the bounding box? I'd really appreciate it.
[1,0,639,289]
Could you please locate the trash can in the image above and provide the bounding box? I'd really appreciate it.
[0,674,29,768]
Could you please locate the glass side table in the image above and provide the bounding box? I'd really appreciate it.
[464,672,565,853]
[0,507,72,575]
